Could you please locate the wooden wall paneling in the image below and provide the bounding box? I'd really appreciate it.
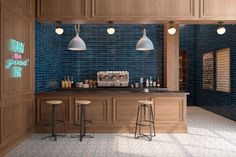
[164,24,180,91]
[58,0,87,18]
[153,97,184,121]
[75,97,110,124]
[37,0,59,19]
[200,0,236,20]
[36,98,70,124]
[0,0,35,155]
[92,0,199,20]
[2,8,32,98]
[37,0,89,21]
[112,97,150,124]
[1,0,34,17]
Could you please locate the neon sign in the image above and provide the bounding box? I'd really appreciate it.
[5,39,29,78]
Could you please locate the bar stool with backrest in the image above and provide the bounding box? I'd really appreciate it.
[72,100,94,141]
[134,100,156,141]
[42,100,66,141]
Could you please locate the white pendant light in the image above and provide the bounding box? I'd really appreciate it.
[68,24,87,51]
[217,21,226,35]
[107,21,115,35]
[55,21,64,35]
[136,28,154,51]
[168,21,176,35]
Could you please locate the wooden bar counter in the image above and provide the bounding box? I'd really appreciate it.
[35,88,189,133]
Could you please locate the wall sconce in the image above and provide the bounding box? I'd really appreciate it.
[107,21,115,35]
[55,21,64,35]
[217,21,226,35]
[168,21,176,35]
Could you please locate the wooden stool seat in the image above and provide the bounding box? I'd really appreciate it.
[46,100,63,105]
[138,100,153,105]
[75,100,91,105]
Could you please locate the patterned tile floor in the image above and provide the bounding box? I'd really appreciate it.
[5,107,236,157]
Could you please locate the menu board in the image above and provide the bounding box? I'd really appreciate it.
[216,48,230,93]
[202,52,214,90]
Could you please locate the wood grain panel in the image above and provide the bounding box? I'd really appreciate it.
[92,0,198,20]
[2,8,33,98]
[75,97,109,123]
[38,0,59,18]
[201,0,236,20]
[35,93,188,133]
[113,97,149,124]
[0,0,35,155]
[37,99,70,123]
[154,97,184,121]
[2,101,31,139]
[37,0,88,21]
[164,24,179,91]
[58,0,87,18]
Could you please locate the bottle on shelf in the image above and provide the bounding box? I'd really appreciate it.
[140,77,144,88]
[67,76,71,88]
[61,79,65,88]
[145,78,149,88]
[149,76,153,87]
[157,76,160,88]
[70,76,74,88]
[153,77,157,87]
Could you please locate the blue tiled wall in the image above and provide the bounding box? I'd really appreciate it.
[35,21,62,93]
[60,24,164,84]
[180,25,198,105]
[195,25,236,121]
[35,23,164,92]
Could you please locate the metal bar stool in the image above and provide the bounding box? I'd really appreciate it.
[72,100,94,141]
[134,100,156,141]
[42,100,66,141]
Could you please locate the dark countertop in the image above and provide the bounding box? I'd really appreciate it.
[35,87,189,96]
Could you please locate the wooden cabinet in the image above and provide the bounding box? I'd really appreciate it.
[92,0,199,20]
[37,0,88,21]
[200,0,236,20]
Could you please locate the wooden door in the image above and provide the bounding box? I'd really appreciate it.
[200,0,236,20]
[92,0,198,20]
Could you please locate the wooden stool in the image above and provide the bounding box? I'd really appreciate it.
[134,100,156,141]
[73,100,94,141]
[42,100,66,141]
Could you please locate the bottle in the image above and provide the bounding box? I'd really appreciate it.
[67,76,71,88]
[149,76,153,87]
[153,77,157,87]
[64,76,68,88]
[157,76,160,88]
[71,76,74,88]
[61,80,65,88]
[140,77,144,88]
[146,78,149,88]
